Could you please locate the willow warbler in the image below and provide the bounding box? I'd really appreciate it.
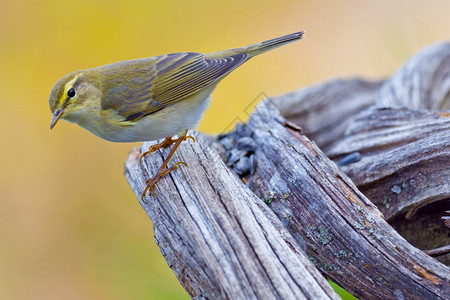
[49,31,304,200]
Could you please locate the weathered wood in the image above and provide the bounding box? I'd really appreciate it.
[125,136,339,300]
[425,245,450,257]
[327,107,450,220]
[239,100,449,299]
[125,103,449,299]
[377,42,450,110]
[270,42,450,266]
[124,42,450,299]
[272,78,383,152]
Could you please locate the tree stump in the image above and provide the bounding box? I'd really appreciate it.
[124,42,450,299]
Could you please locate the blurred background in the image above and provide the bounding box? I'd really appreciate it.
[1,0,449,299]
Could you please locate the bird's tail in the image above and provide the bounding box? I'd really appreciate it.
[244,31,305,58]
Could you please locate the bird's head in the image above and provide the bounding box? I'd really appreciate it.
[49,71,101,129]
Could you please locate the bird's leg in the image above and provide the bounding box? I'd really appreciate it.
[140,131,195,202]
[140,135,196,163]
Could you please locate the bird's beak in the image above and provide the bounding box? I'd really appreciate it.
[50,108,64,129]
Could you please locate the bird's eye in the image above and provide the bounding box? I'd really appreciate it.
[67,88,76,98]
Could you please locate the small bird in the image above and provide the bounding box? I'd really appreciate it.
[49,31,304,200]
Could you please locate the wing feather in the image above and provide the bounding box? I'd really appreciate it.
[101,52,248,122]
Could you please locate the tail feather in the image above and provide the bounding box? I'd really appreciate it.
[244,31,305,58]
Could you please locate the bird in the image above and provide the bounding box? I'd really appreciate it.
[49,31,305,201]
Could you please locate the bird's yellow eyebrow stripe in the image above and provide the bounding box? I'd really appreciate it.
[59,74,81,107]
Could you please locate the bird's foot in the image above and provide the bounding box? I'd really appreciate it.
[141,161,187,202]
[140,132,195,202]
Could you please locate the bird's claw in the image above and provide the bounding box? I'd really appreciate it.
[141,161,188,203]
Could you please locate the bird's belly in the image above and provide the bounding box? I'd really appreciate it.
[99,95,213,143]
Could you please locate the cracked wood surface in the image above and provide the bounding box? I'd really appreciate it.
[125,135,339,300]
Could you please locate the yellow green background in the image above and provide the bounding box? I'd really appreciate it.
[1,0,448,299]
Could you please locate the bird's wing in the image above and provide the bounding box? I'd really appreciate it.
[102,52,248,122]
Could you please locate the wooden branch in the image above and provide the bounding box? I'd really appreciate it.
[269,42,450,266]
[271,78,383,152]
[425,245,450,257]
[377,42,450,110]
[327,107,450,220]
[125,136,339,299]
[124,42,450,299]
[240,100,449,299]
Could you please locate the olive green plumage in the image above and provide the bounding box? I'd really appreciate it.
[49,31,304,142]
